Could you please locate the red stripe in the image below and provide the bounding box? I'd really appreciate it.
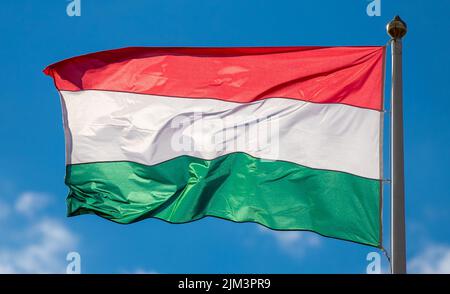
[44,46,384,110]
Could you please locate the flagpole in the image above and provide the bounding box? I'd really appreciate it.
[387,15,407,274]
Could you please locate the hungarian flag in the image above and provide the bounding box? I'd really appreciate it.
[44,47,385,247]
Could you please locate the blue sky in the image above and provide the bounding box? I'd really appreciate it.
[0,0,449,273]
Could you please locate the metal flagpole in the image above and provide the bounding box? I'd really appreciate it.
[386,15,407,274]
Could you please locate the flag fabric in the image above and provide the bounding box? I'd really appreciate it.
[44,46,385,247]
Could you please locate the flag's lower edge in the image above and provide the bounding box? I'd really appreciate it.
[65,152,381,247]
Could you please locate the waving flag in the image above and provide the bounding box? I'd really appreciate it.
[44,46,385,247]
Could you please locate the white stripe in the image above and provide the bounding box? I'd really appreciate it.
[60,90,381,179]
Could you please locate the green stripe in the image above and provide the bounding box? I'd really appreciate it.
[66,152,381,246]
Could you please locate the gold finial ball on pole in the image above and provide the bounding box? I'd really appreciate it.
[387,15,407,39]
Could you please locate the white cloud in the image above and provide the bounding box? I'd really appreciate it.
[0,218,78,274]
[15,191,50,217]
[131,269,159,274]
[409,244,450,274]
[0,190,79,274]
[258,226,321,257]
